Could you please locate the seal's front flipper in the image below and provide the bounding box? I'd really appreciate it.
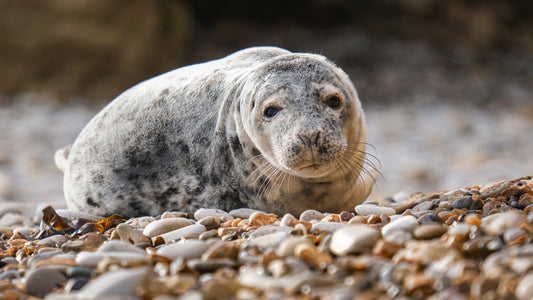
[54,144,72,173]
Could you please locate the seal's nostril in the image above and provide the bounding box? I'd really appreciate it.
[313,130,321,147]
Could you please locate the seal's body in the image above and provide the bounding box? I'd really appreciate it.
[57,47,376,217]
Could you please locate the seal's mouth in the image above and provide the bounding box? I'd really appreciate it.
[296,162,331,177]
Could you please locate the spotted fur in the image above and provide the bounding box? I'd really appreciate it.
[58,47,377,217]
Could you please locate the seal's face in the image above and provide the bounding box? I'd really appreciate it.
[240,54,364,181]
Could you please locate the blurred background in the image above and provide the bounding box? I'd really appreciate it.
[0,0,532,207]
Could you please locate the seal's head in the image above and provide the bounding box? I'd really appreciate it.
[239,54,367,183]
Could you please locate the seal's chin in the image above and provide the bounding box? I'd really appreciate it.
[294,163,332,178]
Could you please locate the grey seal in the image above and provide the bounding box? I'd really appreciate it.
[56,46,377,217]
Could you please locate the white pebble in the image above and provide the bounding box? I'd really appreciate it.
[142,217,194,238]
[355,204,396,216]
[157,240,208,260]
[157,224,206,243]
[329,224,381,255]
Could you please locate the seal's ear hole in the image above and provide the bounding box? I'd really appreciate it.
[263,106,281,120]
[325,95,342,110]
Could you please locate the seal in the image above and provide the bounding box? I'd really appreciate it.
[56,46,377,217]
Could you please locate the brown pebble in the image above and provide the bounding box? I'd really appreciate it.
[81,232,108,250]
[372,239,403,258]
[259,250,279,267]
[348,216,366,224]
[294,243,333,268]
[340,211,355,222]
[197,216,221,231]
[367,214,381,224]
[295,221,312,233]
[321,214,340,223]
[202,241,239,261]
[218,227,240,237]
[153,236,165,247]
[249,213,277,226]
[61,240,86,253]
[413,224,448,240]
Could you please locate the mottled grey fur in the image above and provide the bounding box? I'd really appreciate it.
[57,47,376,217]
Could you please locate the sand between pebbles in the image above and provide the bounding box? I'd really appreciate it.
[0,176,532,299]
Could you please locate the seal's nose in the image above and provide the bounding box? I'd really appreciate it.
[297,130,323,149]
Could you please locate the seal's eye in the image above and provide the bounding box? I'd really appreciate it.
[263,106,280,119]
[325,95,342,110]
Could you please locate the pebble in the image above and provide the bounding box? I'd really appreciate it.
[382,215,419,241]
[480,210,526,235]
[516,272,533,299]
[310,221,345,234]
[75,267,149,298]
[413,223,448,239]
[23,265,67,297]
[75,251,147,268]
[142,217,194,238]
[329,224,381,255]
[1,176,532,299]
[252,231,291,249]
[0,213,25,227]
[229,208,263,219]
[193,208,234,221]
[451,196,473,210]
[116,223,151,244]
[277,236,314,257]
[97,240,145,254]
[157,224,206,243]
[355,204,396,216]
[197,216,221,230]
[157,240,209,260]
[299,209,324,222]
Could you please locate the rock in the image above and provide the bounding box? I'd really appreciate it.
[277,236,314,258]
[197,216,221,231]
[229,208,264,219]
[480,210,527,235]
[116,223,151,244]
[66,266,94,278]
[97,240,145,254]
[413,224,448,240]
[142,217,194,238]
[516,272,533,299]
[250,225,291,239]
[252,231,291,249]
[61,240,87,253]
[75,251,147,268]
[310,222,345,234]
[157,224,206,243]
[249,212,277,226]
[339,211,355,221]
[24,265,67,297]
[76,267,149,298]
[187,258,238,273]
[194,208,233,221]
[382,215,418,243]
[279,214,298,227]
[329,224,381,255]
[299,210,324,222]
[35,234,67,247]
[201,241,239,260]
[0,213,25,227]
[157,240,208,260]
[451,196,473,210]
[355,204,396,216]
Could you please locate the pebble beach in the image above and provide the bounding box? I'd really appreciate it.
[0,176,532,299]
[1,26,532,299]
